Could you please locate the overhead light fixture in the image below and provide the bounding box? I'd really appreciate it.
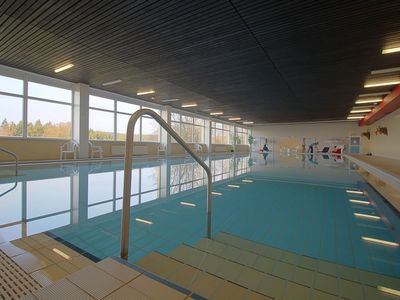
[228,117,241,121]
[362,237,398,247]
[161,98,180,102]
[382,47,400,54]
[346,190,364,195]
[371,67,400,75]
[347,116,365,120]
[349,199,370,205]
[102,79,122,86]
[359,92,390,97]
[54,63,74,73]
[180,202,196,207]
[354,213,381,220]
[181,103,198,108]
[378,286,400,297]
[243,121,254,124]
[135,218,153,225]
[137,90,155,95]
[364,80,400,88]
[355,98,383,104]
[350,109,372,114]
[210,112,224,115]
[212,191,222,196]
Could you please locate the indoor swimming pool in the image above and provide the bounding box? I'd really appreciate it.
[0,153,399,279]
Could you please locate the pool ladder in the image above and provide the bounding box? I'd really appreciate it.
[0,147,18,197]
[120,109,213,260]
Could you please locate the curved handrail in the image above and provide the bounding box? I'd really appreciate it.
[0,147,18,177]
[120,109,212,260]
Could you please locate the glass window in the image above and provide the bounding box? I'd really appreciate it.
[89,95,114,110]
[0,75,23,95]
[141,166,160,192]
[171,112,205,143]
[89,109,114,140]
[116,169,140,197]
[212,122,231,144]
[88,172,114,205]
[0,95,23,137]
[181,115,193,123]
[28,82,72,103]
[180,123,193,143]
[171,113,180,122]
[117,101,140,114]
[141,117,160,142]
[193,125,204,143]
[27,99,71,138]
[116,113,140,141]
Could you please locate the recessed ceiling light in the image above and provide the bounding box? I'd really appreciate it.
[161,98,180,102]
[137,90,155,95]
[364,80,400,88]
[382,46,400,54]
[181,103,198,108]
[355,98,383,104]
[243,121,254,124]
[350,109,372,113]
[135,218,153,225]
[228,117,241,121]
[210,112,224,115]
[347,116,365,120]
[354,213,381,220]
[378,286,400,297]
[102,79,122,86]
[362,236,398,247]
[54,63,74,73]
[371,67,400,75]
[180,202,196,207]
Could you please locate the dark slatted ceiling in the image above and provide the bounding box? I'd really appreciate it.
[0,0,399,123]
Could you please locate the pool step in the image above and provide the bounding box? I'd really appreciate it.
[136,251,271,299]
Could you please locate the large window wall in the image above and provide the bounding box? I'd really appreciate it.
[211,121,233,144]
[235,126,249,145]
[89,94,160,142]
[0,74,73,139]
[171,112,205,143]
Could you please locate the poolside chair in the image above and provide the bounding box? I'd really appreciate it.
[60,140,79,160]
[89,141,103,158]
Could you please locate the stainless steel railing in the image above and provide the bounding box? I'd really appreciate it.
[120,109,212,260]
[0,147,18,198]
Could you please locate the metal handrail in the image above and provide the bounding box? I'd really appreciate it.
[120,109,212,260]
[0,147,18,177]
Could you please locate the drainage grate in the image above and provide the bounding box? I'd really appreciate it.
[0,250,41,299]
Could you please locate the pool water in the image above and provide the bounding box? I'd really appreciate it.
[0,153,399,278]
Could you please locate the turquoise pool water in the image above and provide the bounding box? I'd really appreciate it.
[0,153,399,278]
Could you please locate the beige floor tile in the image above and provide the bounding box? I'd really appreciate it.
[11,239,35,252]
[198,253,224,274]
[30,234,58,247]
[259,246,283,260]
[253,255,275,274]
[311,289,338,300]
[237,250,258,266]
[243,290,274,300]
[12,251,54,274]
[33,278,95,300]
[359,270,400,289]
[210,280,247,300]
[170,246,204,267]
[190,271,225,299]
[129,274,187,300]
[31,264,69,287]
[235,267,264,290]
[281,251,300,265]
[57,260,80,274]
[293,266,315,287]
[21,237,45,250]
[273,261,295,280]
[256,273,286,299]
[96,258,141,283]
[314,273,338,296]
[103,285,152,300]
[214,260,244,282]
[337,265,360,282]
[166,263,200,289]
[69,255,95,269]
[0,242,30,257]
[283,281,311,300]
[363,285,391,300]
[67,265,124,299]
[296,256,318,270]
[196,239,226,256]
[338,278,363,300]
[47,243,80,259]
[136,251,163,270]
[318,261,337,277]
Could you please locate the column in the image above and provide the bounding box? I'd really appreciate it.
[73,83,90,158]
[161,105,172,155]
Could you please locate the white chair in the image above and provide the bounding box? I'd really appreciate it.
[89,141,103,159]
[194,143,202,153]
[60,140,79,160]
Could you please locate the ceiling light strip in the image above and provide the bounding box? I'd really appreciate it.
[135,218,153,225]
[182,103,198,108]
[102,79,122,86]
[350,109,372,113]
[364,80,400,88]
[361,237,399,247]
[349,199,370,205]
[382,47,400,54]
[354,213,380,220]
[212,191,222,195]
[180,202,196,207]
[161,98,180,102]
[242,179,253,183]
[137,90,155,95]
[346,190,364,195]
[371,67,400,75]
[54,64,74,73]
[227,184,240,188]
[355,98,383,104]
[347,116,365,120]
[377,286,400,296]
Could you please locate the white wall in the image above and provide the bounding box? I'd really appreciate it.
[363,109,400,160]
[252,121,363,153]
